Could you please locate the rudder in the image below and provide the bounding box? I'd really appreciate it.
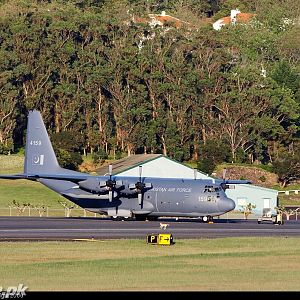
[24,110,60,175]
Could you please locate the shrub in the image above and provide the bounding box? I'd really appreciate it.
[92,149,108,164]
[56,148,83,170]
[259,175,266,182]
[0,143,12,155]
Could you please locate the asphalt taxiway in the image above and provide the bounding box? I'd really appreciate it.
[0,216,300,240]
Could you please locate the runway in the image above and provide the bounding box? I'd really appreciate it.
[1,216,300,240]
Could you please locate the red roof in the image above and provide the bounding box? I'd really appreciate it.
[217,13,256,26]
[148,14,189,28]
[236,13,256,23]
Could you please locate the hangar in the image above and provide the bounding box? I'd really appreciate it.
[96,154,278,217]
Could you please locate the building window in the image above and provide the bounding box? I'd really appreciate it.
[263,198,271,208]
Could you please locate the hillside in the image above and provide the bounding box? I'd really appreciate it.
[214,165,278,188]
[213,165,300,205]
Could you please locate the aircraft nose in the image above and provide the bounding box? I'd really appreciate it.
[218,197,236,213]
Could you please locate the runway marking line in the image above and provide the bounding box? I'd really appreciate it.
[72,238,97,242]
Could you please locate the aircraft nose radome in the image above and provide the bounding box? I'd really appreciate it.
[218,198,236,213]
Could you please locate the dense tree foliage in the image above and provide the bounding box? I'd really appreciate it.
[273,142,300,187]
[0,0,299,173]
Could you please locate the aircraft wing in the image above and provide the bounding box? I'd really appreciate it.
[221,179,252,184]
[214,179,252,190]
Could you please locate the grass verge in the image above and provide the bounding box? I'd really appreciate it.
[0,237,300,291]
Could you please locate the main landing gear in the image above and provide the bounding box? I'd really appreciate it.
[202,216,213,223]
[111,216,132,221]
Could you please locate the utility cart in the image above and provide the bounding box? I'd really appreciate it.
[257,208,284,225]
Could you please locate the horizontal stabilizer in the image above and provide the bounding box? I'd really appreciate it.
[25,173,91,182]
[0,173,92,182]
[0,174,26,180]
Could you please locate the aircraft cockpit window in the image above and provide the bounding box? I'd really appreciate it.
[204,186,213,192]
[204,186,221,193]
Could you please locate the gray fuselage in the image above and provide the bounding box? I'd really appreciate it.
[39,176,236,218]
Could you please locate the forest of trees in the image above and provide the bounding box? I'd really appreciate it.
[0,0,299,174]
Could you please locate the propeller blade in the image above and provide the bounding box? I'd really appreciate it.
[138,192,142,205]
[194,168,197,180]
[139,165,142,181]
[108,190,113,202]
[220,183,228,191]
[109,164,113,177]
[222,168,227,181]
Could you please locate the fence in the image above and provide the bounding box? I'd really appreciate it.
[1,207,299,220]
[0,207,103,218]
[278,190,300,195]
[0,207,258,220]
[281,206,300,220]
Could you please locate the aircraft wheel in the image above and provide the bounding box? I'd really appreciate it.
[202,216,208,222]
[111,216,124,221]
[135,215,147,221]
[146,216,158,221]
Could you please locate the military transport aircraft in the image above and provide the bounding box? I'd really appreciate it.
[0,110,251,222]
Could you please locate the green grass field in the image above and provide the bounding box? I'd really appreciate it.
[0,155,78,212]
[0,154,24,174]
[0,237,300,291]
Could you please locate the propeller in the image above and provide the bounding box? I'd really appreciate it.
[221,168,229,190]
[194,168,197,180]
[129,165,152,206]
[222,168,227,181]
[99,164,123,202]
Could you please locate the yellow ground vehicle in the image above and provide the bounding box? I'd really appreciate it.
[257,208,284,225]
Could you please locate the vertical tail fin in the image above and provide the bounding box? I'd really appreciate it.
[24,110,60,175]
